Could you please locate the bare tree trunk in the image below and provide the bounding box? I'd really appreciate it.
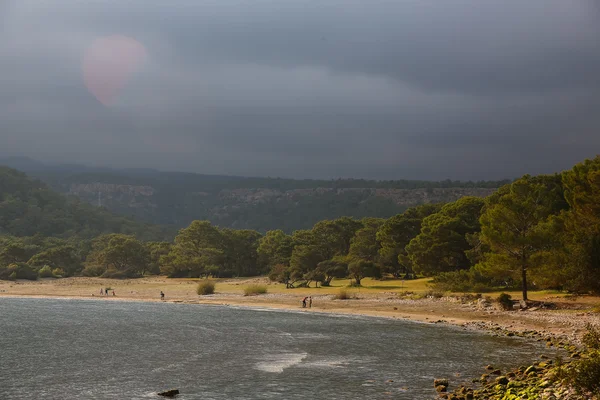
[521,261,528,301]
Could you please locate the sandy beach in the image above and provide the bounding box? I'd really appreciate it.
[2,276,599,344]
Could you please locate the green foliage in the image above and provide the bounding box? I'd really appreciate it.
[0,263,37,280]
[406,197,484,276]
[257,230,294,270]
[87,234,149,278]
[477,175,567,300]
[81,264,105,277]
[51,268,65,278]
[348,218,385,262]
[347,260,380,286]
[496,293,513,310]
[583,323,600,351]
[196,280,216,295]
[430,269,498,293]
[244,284,267,296]
[161,221,262,278]
[37,265,54,278]
[0,166,171,240]
[377,204,441,278]
[28,245,81,276]
[569,324,600,397]
[569,353,600,396]
[146,242,171,275]
[315,259,348,286]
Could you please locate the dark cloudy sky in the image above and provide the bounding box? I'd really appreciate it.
[1,1,599,180]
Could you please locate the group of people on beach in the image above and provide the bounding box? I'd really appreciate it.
[302,296,312,308]
[100,288,115,296]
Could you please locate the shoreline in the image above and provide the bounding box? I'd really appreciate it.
[2,276,599,344]
[2,290,596,344]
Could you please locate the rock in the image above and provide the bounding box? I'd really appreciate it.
[491,369,501,375]
[485,365,494,370]
[495,376,509,385]
[525,366,537,375]
[436,385,448,392]
[158,389,180,397]
[434,378,449,388]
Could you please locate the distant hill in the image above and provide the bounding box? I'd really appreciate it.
[0,157,508,233]
[0,166,173,240]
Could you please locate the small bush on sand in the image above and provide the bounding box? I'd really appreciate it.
[334,289,352,300]
[197,280,216,295]
[244,284,267,296]
[497,293,513,310]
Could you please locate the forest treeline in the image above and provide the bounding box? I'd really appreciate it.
[2,157,600,299]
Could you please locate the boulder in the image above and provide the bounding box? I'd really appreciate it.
[495,376,509,385]
[158,389,180,397]
[434,379,449,388]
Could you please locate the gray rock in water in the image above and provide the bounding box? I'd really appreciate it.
[158,389,180,397]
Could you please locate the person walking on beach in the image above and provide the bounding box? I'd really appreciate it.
[309,297,312,308]
[302,297,307,308]
[105,288,109,296]
[160,291,165,300]
[100,288,103,295]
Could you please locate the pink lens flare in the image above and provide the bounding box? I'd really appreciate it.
[82,35,147,106]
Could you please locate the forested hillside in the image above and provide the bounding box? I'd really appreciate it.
[0,167,172,241]
[0,157,506,232]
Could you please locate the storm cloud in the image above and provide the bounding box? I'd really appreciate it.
[1,0,599,180]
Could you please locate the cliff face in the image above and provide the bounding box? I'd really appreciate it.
[69,183,156,209]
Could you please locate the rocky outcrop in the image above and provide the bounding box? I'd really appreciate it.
[157,388,179,397]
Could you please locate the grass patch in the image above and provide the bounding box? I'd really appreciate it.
[196,280,215,295]
[244,284,267,296]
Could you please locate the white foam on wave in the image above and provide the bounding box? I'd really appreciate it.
[254,352,308,373]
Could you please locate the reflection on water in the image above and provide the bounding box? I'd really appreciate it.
[0,299,552,399]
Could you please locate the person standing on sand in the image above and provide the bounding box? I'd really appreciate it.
[309,297,312,308]
[160,291,165,300]
[100,288,103,295]
[302,297,307,308]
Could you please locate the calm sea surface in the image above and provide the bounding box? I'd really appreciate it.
[0,298,552,399]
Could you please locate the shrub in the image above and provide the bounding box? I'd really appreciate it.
[0,263,38,281]
[82,265,106,277]
[38,265,54,278]
[197,280,216,295]
[52,268,65,278]
[244,284,267,296]
[569,351,600,396]
[497,293,513,310]
[334,289,351,300]
[583,323,600,350]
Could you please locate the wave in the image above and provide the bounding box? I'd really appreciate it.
[254,352,308,373]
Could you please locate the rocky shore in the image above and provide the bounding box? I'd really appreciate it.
[435,327,599,400]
